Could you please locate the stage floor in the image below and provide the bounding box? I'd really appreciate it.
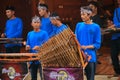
[96,46,120,75]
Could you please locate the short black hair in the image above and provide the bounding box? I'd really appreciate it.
[6,6,15,11]
[88,1,98,8]
[38,3,48,10]
[50,12,61,20]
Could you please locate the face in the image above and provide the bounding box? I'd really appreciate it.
[50,19,57,26]
[31,22,41,29]
[117,0,120,7]
[107,20,113,26]
[38,8,46,17]
[6,10,15,19]
[89,4,97,12]
[81,12,91,22]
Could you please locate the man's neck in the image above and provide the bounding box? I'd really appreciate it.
[34,29,40,32]
[85,19,92,24]
[44,12,49,18]
[9,15,16,20]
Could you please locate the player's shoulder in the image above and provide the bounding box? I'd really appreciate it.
[15,17,22,21]
[40,30,48,34]
[76,22,84,26]
[76,22,85,29]
[93,23,100,28]
[92,23,101,31]
[61,24,67,28]
[28,31,34,34]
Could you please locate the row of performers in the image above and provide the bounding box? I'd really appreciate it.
[0,3,113,80]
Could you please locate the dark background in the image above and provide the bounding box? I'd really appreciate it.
[0,0,116,40]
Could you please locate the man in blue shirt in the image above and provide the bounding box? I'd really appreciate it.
[1,6,23,53]
[38,4,54,37]
[108,0,120,78]
[75,6,101,80]
[26,16,49,80]
[49,12,67,37]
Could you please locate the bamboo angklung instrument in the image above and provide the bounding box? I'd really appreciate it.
[0,28,91,68]
[38,27,91,68]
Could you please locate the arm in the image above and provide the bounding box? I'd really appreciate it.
[75,23,79,40]
[9,19,23,38]
[49,25,56,38]
[93,26,101,50]
[26,33,30,51]
[81,45,95,50]
[113,8,120,28]
[33,32,49,50]
[82,26,101,50]
[42,32,49,44]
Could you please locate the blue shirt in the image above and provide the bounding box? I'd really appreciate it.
[41,17,53,37]
[26,30,49,53]
[75,22,101,62]
[112,8,120,40]
[5,17,23,48]
[26,30,49,64]
[50,24,67,37]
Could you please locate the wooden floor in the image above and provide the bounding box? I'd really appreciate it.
[96,46,120,75]
[96,46,115,75]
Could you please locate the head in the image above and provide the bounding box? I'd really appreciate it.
[50,12,61,26]
[31,16,41,29]
[80,6,92,22]
[117,0,120,7]
[106,18,113,26]
[38,4,48,17]
[88,1,98,13]
[5,6,15,19]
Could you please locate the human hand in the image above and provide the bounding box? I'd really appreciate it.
[1,33,6,38]
[26,45,30,51]
[22,41,26,46]
[33,46,39,50]
[81,45,88,50]
[108,24,116,31]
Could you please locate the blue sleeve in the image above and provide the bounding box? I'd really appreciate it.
[26,33,30,46]
[43,32,49,43]
[48,23,54,36]
[60,25,67,32]
[49,25,56,38]
[9,19,23,38]
[93,25,101,50]
[113,8,120,28]
[75,23,79,40]
[38,32,49,46]
[49,31,55,38]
